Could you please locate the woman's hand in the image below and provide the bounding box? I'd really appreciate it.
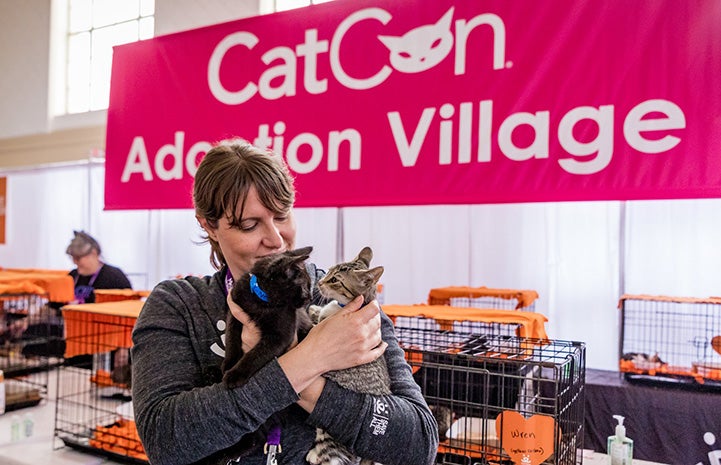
[226,293,261,353]
[277,296,388,412]
[301,296,388,373]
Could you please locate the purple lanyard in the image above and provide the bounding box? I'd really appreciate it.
[73,265,103,303]
[74,264,102,287]
[263,427,281,464]
[224,268,234,295]
[223,267,281,465]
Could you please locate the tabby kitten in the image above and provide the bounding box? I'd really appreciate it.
[305,246,388,465]
[222,246,314,388]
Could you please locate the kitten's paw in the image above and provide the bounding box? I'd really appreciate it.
[308,305,322,324]
[305,447,321,465]
[305,427,326,464]
[318,301,343,322]
[306,427,357,465]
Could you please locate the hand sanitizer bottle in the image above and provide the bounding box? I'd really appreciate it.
[10,415,21,442]
[607,415,633,465]
[0,370,5,415]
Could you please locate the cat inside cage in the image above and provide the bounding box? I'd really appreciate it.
[397,325,585,465]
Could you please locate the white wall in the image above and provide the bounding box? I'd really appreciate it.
[0,0,52,139]
[154,0,259,36]
[0,0,261,141]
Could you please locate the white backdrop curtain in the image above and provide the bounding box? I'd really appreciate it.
[342,202,622,369]
[0,162,718,370]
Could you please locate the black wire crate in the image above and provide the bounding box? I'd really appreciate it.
[0,291,53,411]
[54,302,146,463]
[391,314,527,340]
[428,287,539,312]
[397,327,585,465]
[619,294,721,386]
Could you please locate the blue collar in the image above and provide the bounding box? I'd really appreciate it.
[249,274,269,302]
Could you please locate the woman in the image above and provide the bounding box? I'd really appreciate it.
[131,139,438,465]
[66,230,132,303]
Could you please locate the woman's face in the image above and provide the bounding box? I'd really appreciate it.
[199,185,296,279]
[72,249,101,275]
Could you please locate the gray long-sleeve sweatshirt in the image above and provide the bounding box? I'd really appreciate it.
[131,265,438,465]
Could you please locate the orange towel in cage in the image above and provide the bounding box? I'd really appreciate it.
[383,304,548,340]
[62,300,144,357]
[94,289,150,303]
[0,281,47,296]
[0,268,75,302]
[428,286,539,309]
[90,419,148,461]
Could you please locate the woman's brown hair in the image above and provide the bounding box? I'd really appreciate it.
[193,139,295,269]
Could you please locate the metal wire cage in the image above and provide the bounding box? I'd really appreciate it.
[396,326,585,465]
[54,304,146,463]
[0,291,53,411]
[619,294,721,385]
[428,287,539,312]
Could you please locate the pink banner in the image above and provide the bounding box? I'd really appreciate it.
[105,0,721,209]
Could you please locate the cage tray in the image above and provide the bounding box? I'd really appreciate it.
[623,371,721,391]
[61,435,148,465]
[0,354,52,377]
[6,384,42,411]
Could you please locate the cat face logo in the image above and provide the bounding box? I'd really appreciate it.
[208,6,507,104]
[209,318,226,357]
[378,8,455,74]
[373,398,390,416]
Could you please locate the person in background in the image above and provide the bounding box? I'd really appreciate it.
[24,231,133,359]
[131,139,438,465]
[62,231,134,370]
[65,230,132,303]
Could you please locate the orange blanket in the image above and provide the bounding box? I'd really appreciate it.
[0,268,74,302]
[428,286,539,309]
[383,304,548,340]
[62,300,144,357]
[0,281,47,296]
[94,289,150,303]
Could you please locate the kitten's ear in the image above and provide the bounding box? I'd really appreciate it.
[295,246,313,254]
[289,246,313,264]
[356,247,373,267]
[353,265,383,290]
[367,266,384,285]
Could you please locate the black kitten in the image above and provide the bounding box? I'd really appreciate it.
[222,246,314,388]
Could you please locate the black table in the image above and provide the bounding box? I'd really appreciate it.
[584,369,721,464]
